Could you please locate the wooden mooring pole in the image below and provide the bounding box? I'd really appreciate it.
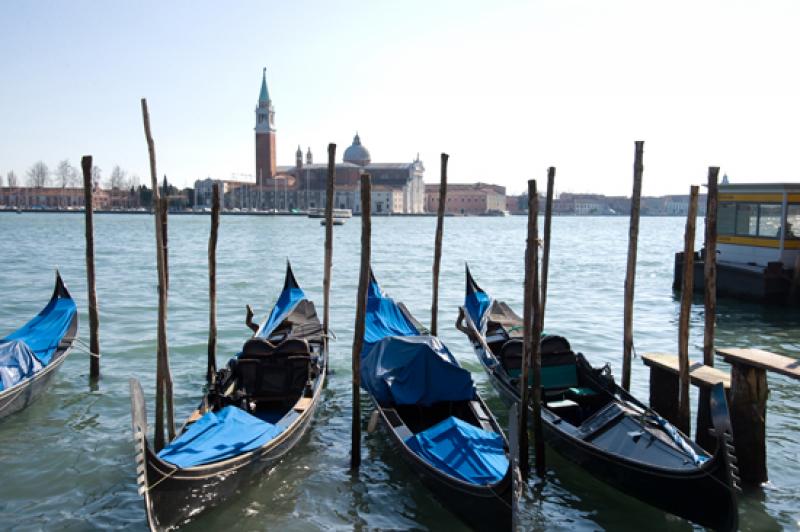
[351,173,372,471]
[532,176,546,479]
[81,155,100,380]
[206,183,220,387]
[696,167,719,451]
[540,168,555,326]
[677,186,699,435]
[431,153,449,336]
[141,98,175,451]
[323,144,336,342]
[622,141,644,392]
[520,179,536,479]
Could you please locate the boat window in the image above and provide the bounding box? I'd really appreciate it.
[718,202,736,235]
[787,204,800,239]
[758,204,782,238]
[734,203,758,236]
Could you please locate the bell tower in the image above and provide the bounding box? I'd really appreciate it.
[255,68,276,185]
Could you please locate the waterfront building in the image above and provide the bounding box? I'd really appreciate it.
[425,183,507,215]
[0,185,119,210]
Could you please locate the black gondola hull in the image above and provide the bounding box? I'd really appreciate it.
[0,273,78,420]
[375,401,512,532]
[481,354,737,531]
[131,373,324,531]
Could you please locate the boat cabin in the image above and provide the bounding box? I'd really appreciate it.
[716,183,800,267]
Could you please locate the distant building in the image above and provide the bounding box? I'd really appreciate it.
[425,183,507,215]
[0,185,136,210]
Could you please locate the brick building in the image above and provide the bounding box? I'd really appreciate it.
[425,183,507,215]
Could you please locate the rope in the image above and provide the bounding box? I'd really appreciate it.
[75,338,101,359]
[142,465,179,492]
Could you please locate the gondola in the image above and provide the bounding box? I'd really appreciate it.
[456,265,740,531]
[360,271,512,530]
[130,262,327,531]
[0,271,78,420]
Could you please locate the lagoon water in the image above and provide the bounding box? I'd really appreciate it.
[0,212,798,531]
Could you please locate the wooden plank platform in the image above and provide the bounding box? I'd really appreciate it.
[716,348,800,380]
[294,397,313,412]
[642,353,731,389]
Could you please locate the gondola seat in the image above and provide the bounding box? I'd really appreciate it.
[499,337,598,401]
[232,339,311,404]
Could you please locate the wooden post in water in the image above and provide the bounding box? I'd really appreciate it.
[697,168,719,451]
[351,173,372,471]
[323,144,336,342]
[431,153,449,336]
[622,141,644,392]
[81,155,101,380]
[540,167,555,326]
[519,179,536,479]
[206,183,220,386]
[141,98,175,451]
[530,180,545,479]
[677,186,699,435]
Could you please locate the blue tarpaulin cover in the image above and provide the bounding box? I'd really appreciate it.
[0,340,43,391]
[361,335,475,406]
[1,294,76,391]
[157,406,284,468]
[4,296,76,365]
[256,266,306,340]
[405,416,509,485]
[362,276,419,358]
[465,287,491,333]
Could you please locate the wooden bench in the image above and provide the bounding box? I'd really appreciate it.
[641,353,730,453]
[714,347,800,485]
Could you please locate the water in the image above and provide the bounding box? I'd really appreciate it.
[0,212,798,531]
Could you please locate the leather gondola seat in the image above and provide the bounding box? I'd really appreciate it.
[234,337,311,403]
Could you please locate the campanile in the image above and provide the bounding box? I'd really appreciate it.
[255,68,276,185]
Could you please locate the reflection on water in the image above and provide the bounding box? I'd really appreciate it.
[0,213,797,530]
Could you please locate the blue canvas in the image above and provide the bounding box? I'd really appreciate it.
[361,335,475,406]
[3,295,76,366]
[256,264,306,340]
[465,287,491,333]
[0,340,43,391]
[405,416,509,485]
[362,276,419,358]
[157,406,284,468]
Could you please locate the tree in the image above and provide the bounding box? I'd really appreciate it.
[7,170,18,187]
[0,173,3,187]
[108,165,128,190]
[91,166,102,189]
[55,159,75,188]
[27,161,50,188]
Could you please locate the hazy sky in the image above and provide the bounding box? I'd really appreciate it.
[1,1,798,196]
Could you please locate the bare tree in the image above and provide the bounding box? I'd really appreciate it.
[129,174,141,188]
[55,159,75,188]
[0,173,4,187]
[108,165,128,190]
[91,166,102,189]
[7,170,18,187]
[27,161,50,188]
[67,165,80,187]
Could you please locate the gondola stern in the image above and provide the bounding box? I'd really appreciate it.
[464,263,483,297]
[283,259,300,291]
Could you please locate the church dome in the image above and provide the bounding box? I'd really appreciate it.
[343,133,371,166]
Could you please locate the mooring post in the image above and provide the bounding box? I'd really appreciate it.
[351,173,372,471]
[697,168,719,451]
[530,179,545,479]
[323,143,336,345]
[81,155,100,380]
[141,98,174,451]
[677,185,699,435]
[206,183,220,387]
[730,363,768,484]
[791,255,800,302]
[431,153,449,336]
[540,168,555,326]
[622,141,644,392]
[520,179,536,479]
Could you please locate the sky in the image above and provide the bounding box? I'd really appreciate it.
[1,0,799,196]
